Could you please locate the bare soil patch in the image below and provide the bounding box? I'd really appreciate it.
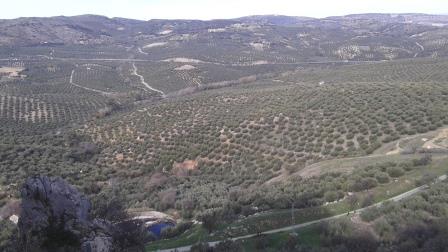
[0,66,26,78]
[143,42,168,49]
[174,65,196,71]
[162,58,203,64]
[172,159,198,177]
[423,128,448,150]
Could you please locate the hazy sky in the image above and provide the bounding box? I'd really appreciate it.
[2,0,448,20]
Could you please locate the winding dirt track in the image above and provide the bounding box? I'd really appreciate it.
[414,42,425,58]
[131,63,165,96]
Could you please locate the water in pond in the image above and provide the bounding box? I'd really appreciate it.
[148,222,175,238]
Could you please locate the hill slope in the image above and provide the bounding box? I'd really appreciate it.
[1,14,448,62]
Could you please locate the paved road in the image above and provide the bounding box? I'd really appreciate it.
[155,175,446,252]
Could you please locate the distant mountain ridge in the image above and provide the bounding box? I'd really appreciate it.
[1,13,448,62]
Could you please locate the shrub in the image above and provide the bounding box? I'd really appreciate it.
[361,193,375,207]
[200,209,224,233]
[324,191,339,202]
[360,207,381,222]
[386,167,405,178]
[254,235,269,250]
[412,154,432,166]
[0,220,18,251]
[415,173,437,186]
[214,239,243,252]
[349,177,378,192]
[375,172,390,184]
[90,190,128,222]
[161,222,193,239]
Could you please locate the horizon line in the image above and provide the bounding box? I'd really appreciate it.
[1,12,447,22]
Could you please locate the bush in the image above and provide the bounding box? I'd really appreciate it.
[375,172,390,184]
[214,239,243,252]
[413,154,432,166]
[415,173,437,186]
[400,162,414,171]
[90,190,128,222]
[361,193,375,207]
[360,207,381,222]
[65,142,99,162]
[282,233,299,251]
[112,220,150,251]
[386,167,405,178]
[349,177,378,192]
[160,222,193,239]
[0,220,18,252]
[324,191,339,202]
[254,235,269,250]
[200,210,222,233]
[347,194,359,210]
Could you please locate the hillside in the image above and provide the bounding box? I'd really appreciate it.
[2,57,448,214]
[1,13,448,252]
[1,13,448,62]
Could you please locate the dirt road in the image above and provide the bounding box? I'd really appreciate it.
[414,42,425,58]
[131,63,165,96]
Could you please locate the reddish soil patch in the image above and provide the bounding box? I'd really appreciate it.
[115,153,124,161]
[172,159,198,177]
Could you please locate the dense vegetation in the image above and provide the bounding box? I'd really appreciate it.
[2,58,448,217]
[2,13,448,251]
[175,179,448,251]
[73,58,448,216]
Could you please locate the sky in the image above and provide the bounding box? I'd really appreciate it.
[1,0,448,20]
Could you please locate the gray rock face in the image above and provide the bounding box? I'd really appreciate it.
[18,176,113,252]
[81,236,113,252]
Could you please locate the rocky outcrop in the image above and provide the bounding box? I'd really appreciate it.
[0,199,21,222]
[18,176,114,252]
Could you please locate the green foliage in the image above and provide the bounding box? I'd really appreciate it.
[161,222,194,239]
[375,172,390,184]
[386,167,405,178]
[0,220,17,252]
[90,189,128,222]
[2,56,448,221]
[360,182,448,251]
[319,219,378,252]
[412,154,433,166]
[190,241,211,252]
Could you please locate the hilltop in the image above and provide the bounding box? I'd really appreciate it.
[1,13,448,62]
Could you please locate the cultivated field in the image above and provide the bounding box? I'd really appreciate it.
[2,13,448,252]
